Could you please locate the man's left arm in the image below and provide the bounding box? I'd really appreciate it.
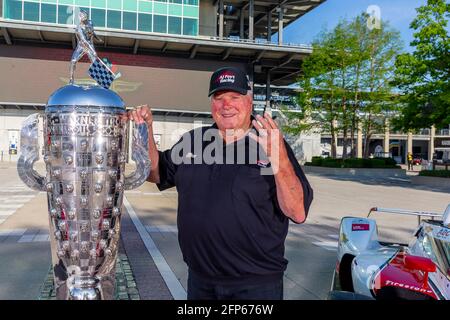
[249,113,313,223]
[273,141,313,223]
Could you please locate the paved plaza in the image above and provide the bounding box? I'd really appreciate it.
[0,162,448,300]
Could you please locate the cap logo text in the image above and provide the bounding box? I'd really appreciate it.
[216,72,235,84]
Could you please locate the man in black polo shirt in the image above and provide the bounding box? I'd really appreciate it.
[128,67,313,300]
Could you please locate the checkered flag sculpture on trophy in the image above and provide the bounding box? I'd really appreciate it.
[88,58,118,89]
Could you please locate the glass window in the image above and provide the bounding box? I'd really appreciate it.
[153,14,167,33]
[123,0,137,12]
[168,4,182,16]
[182,17,197,36]
[59,0,74,5]
[23,2,40,22]
[183,0,198,5]
[74,0,89,6]
[42,0,57,4]
[183,6,198,18]
[5,0,23,20]
[41,4,57,23]
[154,0,167,2]
[168,16,181,35]
[58,5,74,24]
[107,0,121,10]
[91,0,106,8]
[123,11,137,30]
[138,13,152,32]
[138,1,152,13]
[91,8,106,27]
[154,2,167,15]
[107,10,121,29]
[169,0,182,4]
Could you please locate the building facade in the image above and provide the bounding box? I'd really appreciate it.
[320,126,450,164]
[0,0,327,161]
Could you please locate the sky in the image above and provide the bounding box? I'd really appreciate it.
[279,0,429,52]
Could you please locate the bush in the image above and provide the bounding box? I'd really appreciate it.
[419,170,450,178]
[311,156,323,166]
[381,157,398,167]
[305,157,400,169]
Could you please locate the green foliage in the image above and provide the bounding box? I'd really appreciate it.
[419,170,450,178]
[305,157,400,168]
[393,0,450,130]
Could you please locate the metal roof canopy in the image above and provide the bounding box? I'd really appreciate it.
[0,19,313,86]
[220,0,326,39]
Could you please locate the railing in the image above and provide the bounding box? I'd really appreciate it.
[206,35,312,50]
[437,129,450,136]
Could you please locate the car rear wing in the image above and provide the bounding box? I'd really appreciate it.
[367,207,443,225]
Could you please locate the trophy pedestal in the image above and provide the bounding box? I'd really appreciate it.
[39,253,140,300]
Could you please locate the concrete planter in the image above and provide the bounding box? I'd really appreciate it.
[303,165,407,178]
[411,175,450,189]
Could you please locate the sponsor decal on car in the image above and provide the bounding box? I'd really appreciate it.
[373,251,438,300]
[434,227,450,242]
[385,280,433,294]
[352,223,370,231]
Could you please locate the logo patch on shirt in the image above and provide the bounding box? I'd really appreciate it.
[257,159,270,168]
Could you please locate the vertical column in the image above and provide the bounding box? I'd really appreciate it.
[278,6,283,45]
[357,121,363,158]
[267,11,272,42]
[429,125,435,161]
[247,63,255,111]
[383,119,390,155]
[219,0,224,39]
[406,131,413,162]
[264,70,271,116]
[332,119,338,156]
[249,0,254,41]
[240,8,245,39]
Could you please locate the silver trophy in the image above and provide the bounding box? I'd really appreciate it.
[17,12,150,300]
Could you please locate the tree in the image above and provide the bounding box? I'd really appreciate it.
[359,17,403,157]
[285,14,402,158]
[393,0,450,130]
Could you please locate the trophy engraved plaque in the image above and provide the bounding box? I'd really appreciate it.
[17,11,150,300]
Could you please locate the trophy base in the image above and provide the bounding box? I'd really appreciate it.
[39,253,140,300]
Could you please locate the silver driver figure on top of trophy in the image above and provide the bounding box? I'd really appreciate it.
[70,10,102,84]
[17,11,150,300]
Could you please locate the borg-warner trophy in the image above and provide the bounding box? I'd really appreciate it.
[17,11,150,300]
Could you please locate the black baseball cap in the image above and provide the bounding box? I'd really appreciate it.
[208,67,251,97]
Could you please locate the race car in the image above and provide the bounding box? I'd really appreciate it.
[329,204,450,300]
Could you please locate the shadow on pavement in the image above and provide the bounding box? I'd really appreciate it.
[306,173,450,193]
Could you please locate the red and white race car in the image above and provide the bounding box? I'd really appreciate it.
[329,205,450,300]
